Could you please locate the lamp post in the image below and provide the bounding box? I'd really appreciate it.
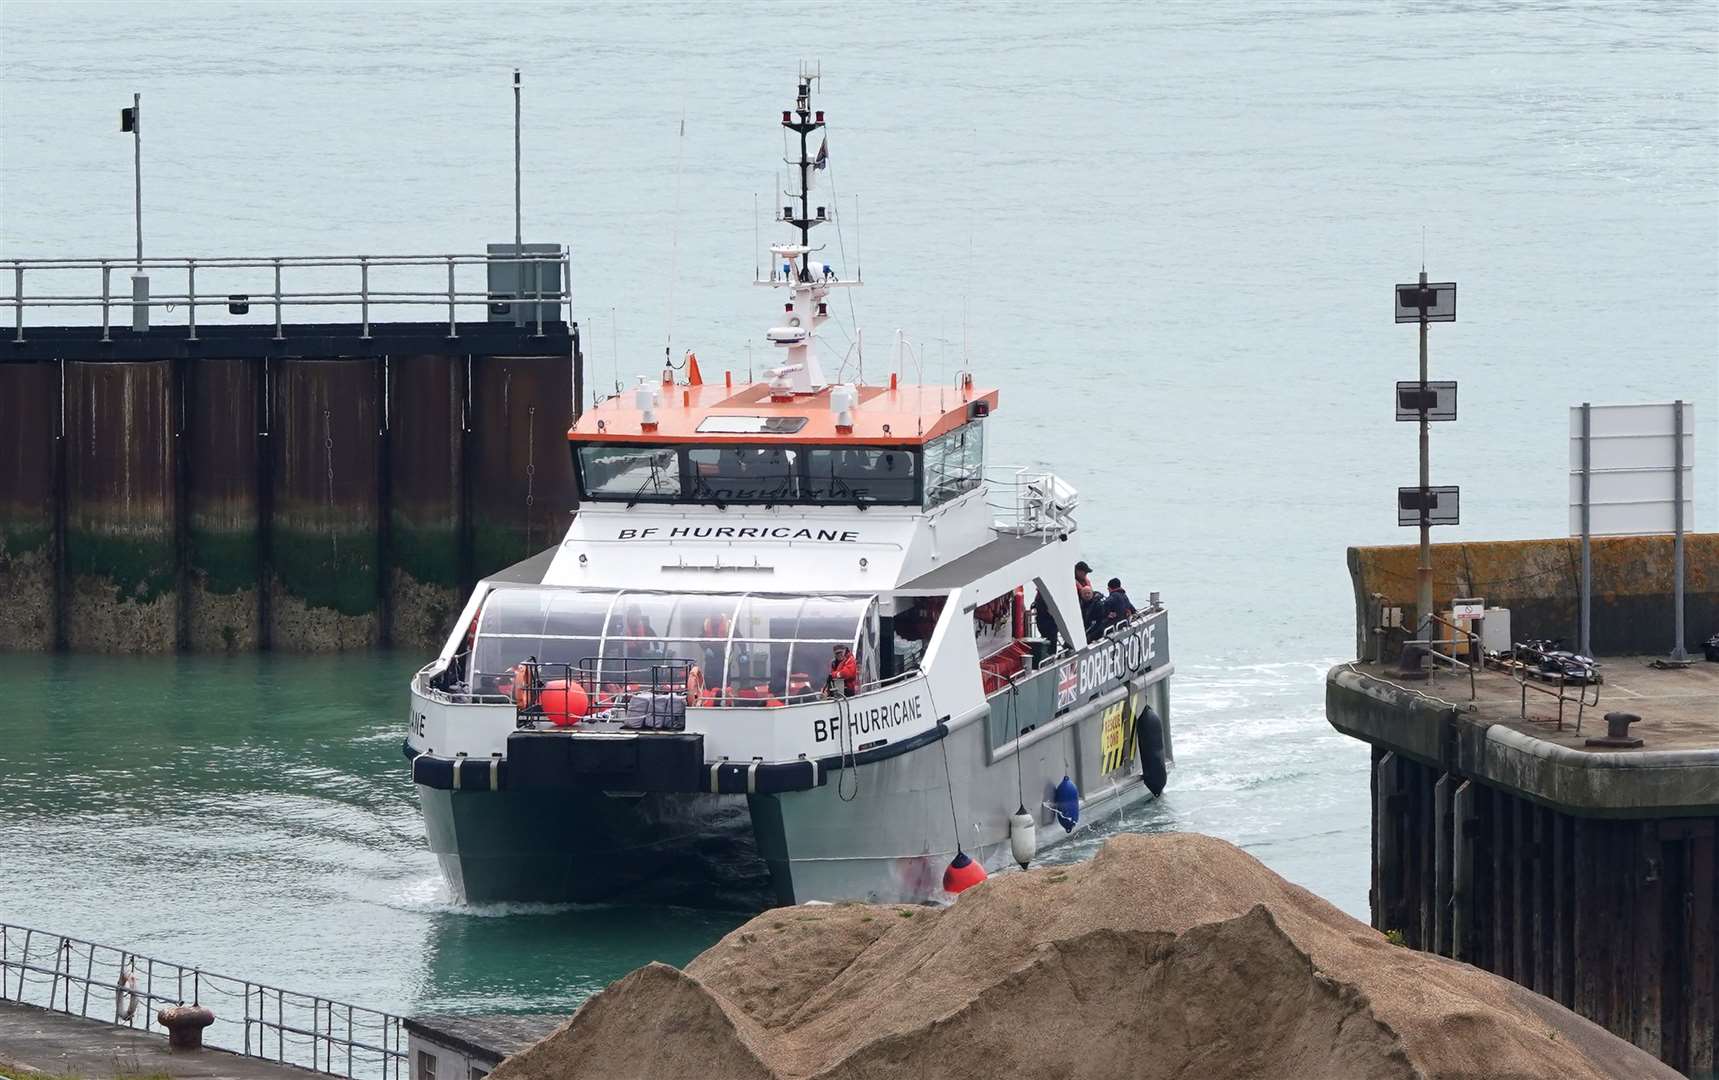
[120,93,148,331]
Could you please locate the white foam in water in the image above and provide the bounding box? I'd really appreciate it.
[390,874,592,918]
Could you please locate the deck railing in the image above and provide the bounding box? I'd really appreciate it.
[1401,613,1479,700]
[1510,641,1601,732]
[0,923,406,1080]
[1,250,569,343]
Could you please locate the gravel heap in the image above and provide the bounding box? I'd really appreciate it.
[489,832,1676,1080]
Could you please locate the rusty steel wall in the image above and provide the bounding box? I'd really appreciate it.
[1373,751,1718,1077]
[1,328,578,654]
[62,361,177,652]
[0,362,61,649]
[387,353,465,651]
[469,354,577,579]
[185,358,263,651]
[269,359,382,650]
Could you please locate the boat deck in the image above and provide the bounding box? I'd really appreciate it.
[0,1000,313,1080]
[1348,657,1719,753]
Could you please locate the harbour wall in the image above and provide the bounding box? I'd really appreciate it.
[1349,533,1718,659]
[1329,534,1719,1076]
[0,322,580,653]
[1337,688,1716,1077]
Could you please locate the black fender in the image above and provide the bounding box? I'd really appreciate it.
[1136,703,1168,796]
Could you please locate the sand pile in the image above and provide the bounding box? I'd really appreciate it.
[490,833,1677,1080]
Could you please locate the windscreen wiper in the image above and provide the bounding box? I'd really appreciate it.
[691,473,727,510]
[825,470,869,511]
[626,462,666,509]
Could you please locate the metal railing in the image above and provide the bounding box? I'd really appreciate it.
[1401,613,1479,700]
[0,923,406,1080]
[495,656,919,714]
[986,465,1078,536]
[2,251,569,343]
[1510,641,1601,732]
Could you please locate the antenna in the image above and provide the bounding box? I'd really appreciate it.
[610,306,619,396]
[513,70,522,257]
[665,108,687,369]
[754,192,760,282]
[962,225,973,363]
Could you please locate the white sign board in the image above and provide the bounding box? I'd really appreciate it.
[1451,598,1485,619]
[1568,402,1694,537]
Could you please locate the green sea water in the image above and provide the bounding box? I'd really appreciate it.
[2,0,1714,1032]
[0,652,743,1018]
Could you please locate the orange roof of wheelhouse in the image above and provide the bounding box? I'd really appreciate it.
[568,377,999,447]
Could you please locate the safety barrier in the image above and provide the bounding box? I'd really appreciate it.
[2,250,569,343]
[0,923,406,1080]
[1509,641,1601,732]
[1400,612,1479,700]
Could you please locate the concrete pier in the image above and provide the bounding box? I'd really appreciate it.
[0,321,579,655]
[1328,534,1718,1077]
[0,1000,313,1080]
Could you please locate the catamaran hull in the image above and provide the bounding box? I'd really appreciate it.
[414,673,1169,907]
[418,786,772,906]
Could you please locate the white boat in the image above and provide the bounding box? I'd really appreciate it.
[404,72,1174,906]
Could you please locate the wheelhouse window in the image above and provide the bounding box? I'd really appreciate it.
[577,445,681,501]
[805,447,920,503]
[685,446,800,502]
[573,442,921,506]
[924,422,983,506]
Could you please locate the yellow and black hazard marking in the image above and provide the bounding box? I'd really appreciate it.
[1100,701,1128,773]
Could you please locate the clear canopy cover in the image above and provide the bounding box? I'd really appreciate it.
[472,588,876,701]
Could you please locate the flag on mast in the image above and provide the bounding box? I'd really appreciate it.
[811,135,828,187]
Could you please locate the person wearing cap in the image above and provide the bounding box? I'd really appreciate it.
[1101,577,1137,629]
[1074,560,1093,592]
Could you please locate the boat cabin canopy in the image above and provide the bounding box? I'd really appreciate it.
[471,587,880,702]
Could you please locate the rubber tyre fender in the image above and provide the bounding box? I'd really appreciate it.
[1137,703,1168,796]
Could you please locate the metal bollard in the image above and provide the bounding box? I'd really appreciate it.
[1585,711,1643,749]
[158,1004,216,1049]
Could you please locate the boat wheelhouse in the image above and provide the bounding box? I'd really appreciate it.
[405,71,1174,907]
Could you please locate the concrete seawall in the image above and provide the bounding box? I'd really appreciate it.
[1348,533,1717,659]
[0,321,579,654]
[1327,534,1718,1076]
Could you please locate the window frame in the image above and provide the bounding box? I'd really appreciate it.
[571,441,924,507]
[922,421,984,507]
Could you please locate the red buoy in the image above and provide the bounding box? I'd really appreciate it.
[942,850,988,895]
[539,679,589,727]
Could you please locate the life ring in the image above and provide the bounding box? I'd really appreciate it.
[115,960,138,1022]
[1136,703,1168,796]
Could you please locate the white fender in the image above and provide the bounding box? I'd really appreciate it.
[1009,808,1037,869]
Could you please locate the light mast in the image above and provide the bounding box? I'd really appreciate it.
[761,66,855,396]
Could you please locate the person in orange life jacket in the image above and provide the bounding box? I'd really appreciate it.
[1074,560,1093,592]
[1101,577,1137,629]
[827,644,858,697]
